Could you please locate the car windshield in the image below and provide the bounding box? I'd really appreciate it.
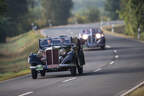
[39,38,71,48]
[52,40,61,46]
[39,39,49,48]
[65,40,71,43]
[82,31,90,34]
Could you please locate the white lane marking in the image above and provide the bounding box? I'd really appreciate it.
[110,61,115,65]
[115,55,119,59]
[106,45,111,48]
[62,77,77,83]
[94,68,102,72]
[18,92,33,96]
[113,50,117,53]
[58,83,72,87]
[120,81,144,96]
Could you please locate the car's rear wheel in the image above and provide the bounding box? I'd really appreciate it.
[101,45,105,50]
[40,69,46,76]
[78,66,83,74]
[31,69,37,79]
[70,67,77,76]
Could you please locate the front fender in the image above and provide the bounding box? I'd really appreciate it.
[61,50,75,64]
[78,49,85,65]
[28,53,42,65]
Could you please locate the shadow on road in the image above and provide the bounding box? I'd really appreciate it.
[37,66,144,80]
[111,46,144,50]
[82,67,144,77]
[39,73,74,79]
[84,48,112,51]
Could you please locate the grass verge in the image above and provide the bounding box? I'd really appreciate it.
[126,85,144,96]
[0,30,43,82]
[0,69,30,81]
[102,24,144,43]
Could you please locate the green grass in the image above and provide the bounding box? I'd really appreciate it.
[103,24,144,41]
[102,25,133,39]
[127,85,144,96]
[0,70,30,81]
[0,30,43,81]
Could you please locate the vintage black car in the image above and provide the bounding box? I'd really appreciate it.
[78,28,106,49]
[28,36,85,79]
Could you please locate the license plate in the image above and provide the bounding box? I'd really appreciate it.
[48,64,59,68]
[36,65,43,71]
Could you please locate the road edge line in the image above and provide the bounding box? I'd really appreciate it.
[120,81,144,96]
[0,74,31,84]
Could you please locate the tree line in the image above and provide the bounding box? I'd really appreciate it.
[105,0,144,39]
[0,0,73,43]
[119,0,144,39]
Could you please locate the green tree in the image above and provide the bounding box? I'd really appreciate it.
[5,0,29,36]
[104,0,120,20]
[86,8,100,22]
[0,0,7,42]
[42,0,73,26]
[119,0,144,39]
[68,7,100,24]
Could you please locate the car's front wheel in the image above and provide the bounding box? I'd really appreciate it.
[31,69,37,79]
[101,45,105,50]
[70,67,77,76]
[40,69,46,76]
[78,66,83,74]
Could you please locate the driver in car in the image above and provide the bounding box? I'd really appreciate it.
[60,38,65,45]
[47,39,52,46]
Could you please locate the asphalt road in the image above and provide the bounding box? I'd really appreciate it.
[0,23,144,96]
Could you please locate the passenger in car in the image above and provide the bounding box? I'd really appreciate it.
[47,39,52,46]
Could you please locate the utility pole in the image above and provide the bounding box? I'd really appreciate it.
[137,25,140,40]
[112,24,114,33]
[48,19,52,27]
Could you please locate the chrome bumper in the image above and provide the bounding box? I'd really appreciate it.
[59,64,75,67]
[30,64,75,69]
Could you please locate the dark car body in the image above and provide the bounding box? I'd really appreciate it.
[79,28,106,49]
[28,36,85,79]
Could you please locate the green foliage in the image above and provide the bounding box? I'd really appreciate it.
[0,0,73,43]
[69,7,100,24]
[72,0,106,15]
[119,0,144,39]
[0,31,42,73]
[0,0,6,18]
[41,0,73,26]
[86,8,100,22]
[0,0,7,42]
[5,0,29,37]
[104,0,120,20]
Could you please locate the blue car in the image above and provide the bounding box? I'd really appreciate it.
[79,28,106,49]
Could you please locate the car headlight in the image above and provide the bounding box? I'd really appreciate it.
[96,33,101,39]
[82,34,88,40]
[59,48,66,56]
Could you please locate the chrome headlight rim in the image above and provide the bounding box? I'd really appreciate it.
[95,33,101,39]
[59,48,66,56]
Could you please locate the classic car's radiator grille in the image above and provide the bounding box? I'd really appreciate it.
[53,49,59,64]
[88,35,96,43]
[46,49,59,65]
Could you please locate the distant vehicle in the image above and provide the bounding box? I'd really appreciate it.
[28,36,85,79]
[78,28,106,49]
